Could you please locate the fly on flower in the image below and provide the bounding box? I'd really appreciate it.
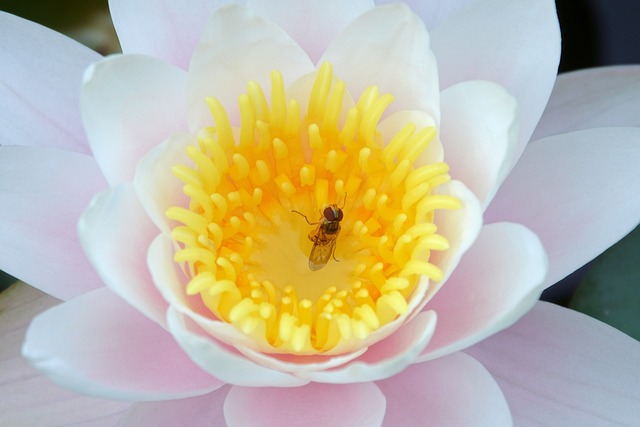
[293,197,345,271]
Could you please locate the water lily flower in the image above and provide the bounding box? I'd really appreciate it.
[2,0,640,425]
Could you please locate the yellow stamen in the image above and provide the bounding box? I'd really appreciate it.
[167,62,458,355]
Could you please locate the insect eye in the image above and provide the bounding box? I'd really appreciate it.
[323,207,335,220]
[336,208,343,221]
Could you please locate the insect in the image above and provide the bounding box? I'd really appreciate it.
[292,202,345,271]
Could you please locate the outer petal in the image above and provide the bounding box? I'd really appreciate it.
[187,5,314,130]
[377,352,512,426]
[320,3,440,121]
[375,0,474,30]
[440,80,518,207]
[247,0,374,63]
[430,0,560,166]
[296,311,436,383]
[79,184,167,326]
[533,66,640,140]
[0,12,99,153]
[118,387,230,427]
[485,127,640,287]
[166,307,309,387]
[22,287,224,401]
[109,0,237,69]
[467,301,640,425]
[81,54,188,185]
[224,382,385,427]
[1,283,131,426]
[0,146,107,300]
[419,222,547,361]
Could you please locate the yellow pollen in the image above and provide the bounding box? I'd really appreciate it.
[167,62,459,355]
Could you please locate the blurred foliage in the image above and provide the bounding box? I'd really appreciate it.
[570,227,640,341]
[0,0,120,54]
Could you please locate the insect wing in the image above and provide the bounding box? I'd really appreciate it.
[308,237,336,271]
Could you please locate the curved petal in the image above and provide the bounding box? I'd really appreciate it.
[224,382,385,427]
[296,311,436,383]
[374,0,474,30]
[467,301,640,425]
[247,0,374,63]
[419,222,547,361]
[118,387,230,427]
[440,80,518,207]
[187,4,315,130]
[0,146,107,300]
[81,54,188,185]
[167,307,308,387]
[135,131,195,235]
[108,0,236,69]
[377,352,511,426]
[430,0,560,166]
[22,287,224,401]
[0,12,99,153]
[320,3,440,121]
[1,283,131,426]
[79,184,166,326]
[485,127,640,287]
[533,65,640,140]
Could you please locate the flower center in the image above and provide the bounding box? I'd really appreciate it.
[167,63,459,355]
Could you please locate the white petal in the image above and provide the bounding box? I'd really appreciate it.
[320,3,440,121]
[440,80,518,207]
[419,222,547,361]
[378,352,512,426]
[1,283,131,426]
[533,65,640,140]
[486,127,640,287]
[295,311,436,383]
[187,5,314,130]
[81,54,188,185]
[79,184,167,326]
[247,0,374,63]
[109,0,235,69]
[167,306,309,387]
[0,12,99,153]
[430,0,560,167]
[0,146,107,300]
[467,301,640,425]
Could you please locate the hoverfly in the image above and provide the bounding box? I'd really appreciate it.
[292,200,345,271]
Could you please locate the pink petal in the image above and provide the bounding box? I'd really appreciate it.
[377,352,512,426]
[375,0,474,30]
[224,382,385,427]
[320,3,440,121]
[247,0,374,63]
[467,301,640,425]
[119,387,230,427]
[109,0,232,69]
[440,80,518,207]
[187,5,314,130]
[0,146,107,300]
[22,287,224,400]
[485,127,640,287]
[1,283,131,426]
[167,307,308,387]
[419,222,547,361]
[430,0,560,167]
[81,54,188,185]
[533,65,640,140]
[297,311,436,383]
[78,184,167,326]
[0,12,98,153]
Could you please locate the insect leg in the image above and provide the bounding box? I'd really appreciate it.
[292,210,319,225]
